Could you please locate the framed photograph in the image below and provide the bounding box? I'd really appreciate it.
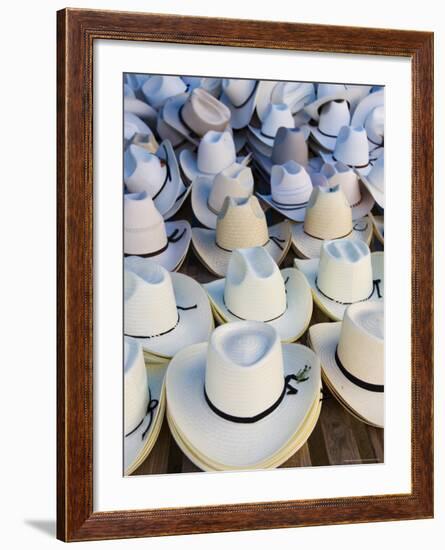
[57,8,434,542]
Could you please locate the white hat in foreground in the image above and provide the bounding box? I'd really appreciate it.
[248,103,295,147]
[220,79,259,129]
[166,321,321,469]
[359,154,384,208]
[204,247,313,342]
[191,161,254,229]
[124,257,213,358]
[295,239,384,321]
[309,301,384,427]
[124,338,166,474]
[309,99,351,151]
[124,192,191,271]
[192,195,291,277]
[291,185,372,259]
[257,161,313,222]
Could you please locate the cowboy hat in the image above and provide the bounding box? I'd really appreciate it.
[192,195,291,277]
[124,257,213,359]
[182,76,222,97]
[320,125,373,176]
[291,185,372,259]
[204,247,313,342]
[309,99,351,151]
[124,337,167,475]
[124,73,151,99]
[124,192,191,271]
[191,161,254,229]
[255,80,279,121]
[166,320,322,469]
[257,160,313,222]
[358,154,384,208]
[220,79,259,130]
[351,90,384,132]
[124,112,156,148]
[295,239,384,321]
[309,301,384,427]
[124,96,158,129]
[271,81,316,115]
[369,212,384,245]
[248,103,295,148]
[141,75,187,109]
[304,83,352,120]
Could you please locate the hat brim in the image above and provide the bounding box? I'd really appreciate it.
[204,268,313,343]
[247,125,276,148]
[308,323,384,427]
[220,85,259,130]
[320,152,373,176]
[257,193,308,222]
[369,213,384,245]
[124,361,167,475]
[291,216,373,259]
[351,90,384,128]
[349,183,375,220]
[192,221,291,277]
[163,180,192,220]
[359,173,384,209]
[191,176,218,229]
[304,89,352,121]
[179,148,246,183]
[255,80,278,121]
[162,93,200,146]
[246,132,273,158]
[166,341,321,469]
[309,127,337,152]
[295,252,384,321]
[154,140,184,216]
[125,271,214,358]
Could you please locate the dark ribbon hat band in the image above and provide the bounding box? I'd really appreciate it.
[124,389,159,440]
[151,145,172,201]
[334,346,384,393]
[271,198,308,211]
[124,305,197,340]
[124,227,187,259]
[228,81,259,109]
[332,155,370,169]
[215,235,286,253]
[314,278,382,305]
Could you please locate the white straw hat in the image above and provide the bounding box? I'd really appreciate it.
[312,161,375,219]
[271,81,316,115]
[321,126,372,175]
[359,154,384,208]
[166,321,321,469]
[124,257,213,358]
[248,103,295,147]
[309,99,351,151]
[192,195,291,276]
[295,240,384,320]
[124,141,183,216]
[309,301,384,427]
[291,185,372,258]
[304,83,352,120]
[124,338,167,474]
[220,79,259,129]
[179,130,237,181]
[141,75,187,109]
[191,161,254,229]
[124,192,191,271]
[255,80,279,121]
[258,161,313,222]
[163,89,231,143]
[204,247,312,342]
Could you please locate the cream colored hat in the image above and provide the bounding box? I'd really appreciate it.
[271,81,316,115]
[310,99,351,151]
[359,154,384,208]
[312,161,375,219]
[258,161,313,222]
[220,79,259,130]
[191,161,254,229]
[321,125,372,175]
[166,320,321,469]
[124,192,191,271]
[124,337,167,475]
[295,239,384,321]
[192,195,291,276]
[291,185,372,259]
[309,301,384,427]
[163,89,231,143]
[124,257,213,359]
[179,130,237,181]
[141,75,187,109]
[248,103,295,147]
[204,247,312,342]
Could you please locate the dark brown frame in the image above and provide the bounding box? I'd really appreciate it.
[57,8,434,542]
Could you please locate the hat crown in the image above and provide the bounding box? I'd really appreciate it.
[208,163,254,213]
[124,338,149,434]
[367,154,384,192]
[182,88,231,135]
[304,186,352,239]
[216,196,269,251]
[271,127,309,165]
[318,240,373,303]
[124,144,167,195]
[224,247,287,321]
[318,161,361,206]
[197,130,236,174]
[271,161,313,205]
[124,257,178,337]
[205,321,285,417]
[124,192,167,255]
[142,75,186,109]
[316,83,347,100]
[318,100,351,136]
[272,81,315,112]
[337,302,384,385]
[262,103,294,138]
[334,126,370,167]
[222,78,257,105]
[365,105,384,145]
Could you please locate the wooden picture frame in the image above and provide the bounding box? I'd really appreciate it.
[57,8,434,542]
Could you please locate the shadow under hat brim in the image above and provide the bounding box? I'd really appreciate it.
[291,216,373,259]
[220,85,259,130]
[166,341,321,469]
[191,220,291,277]
[359,173,384,209]
[125,271,214,359]
[204,268,313,343]
[257,193,309,222]
[369,213,384,245]
[191,176,218,229]
[124,362,167,475]
[163,180,193,220]
[308,322,384,428]
[295,252,384,322]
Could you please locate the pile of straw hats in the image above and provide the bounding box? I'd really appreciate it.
[122,74,385,471]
